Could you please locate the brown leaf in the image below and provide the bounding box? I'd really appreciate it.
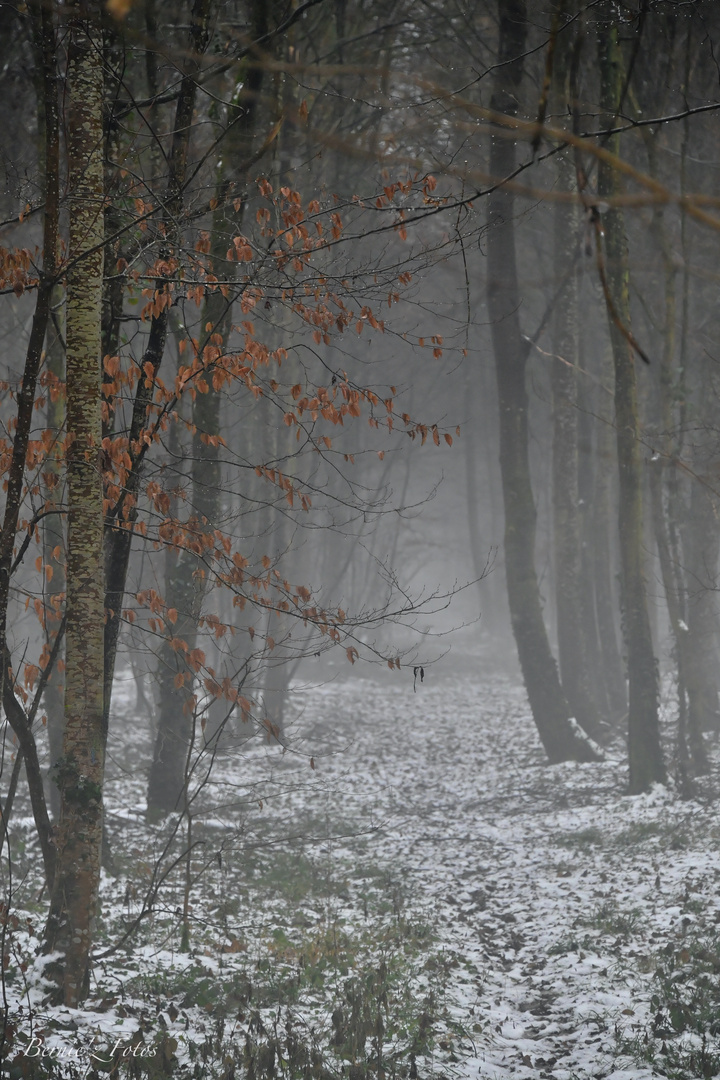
[106,0,134,19]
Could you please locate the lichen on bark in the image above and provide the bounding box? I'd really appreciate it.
[44,0,106,1006]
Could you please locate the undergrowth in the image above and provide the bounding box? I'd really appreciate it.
[618,929,720,1079]
[0,851,446,1080]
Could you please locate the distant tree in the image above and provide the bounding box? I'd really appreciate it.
[550,15,603,742]
[486,0,600,763]
[595,14,665,792]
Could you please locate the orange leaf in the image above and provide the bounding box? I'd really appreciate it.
[107,0,134,19]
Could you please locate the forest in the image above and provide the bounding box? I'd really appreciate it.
[1,0,720,1076]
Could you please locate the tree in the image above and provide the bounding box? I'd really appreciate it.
[43,0,106,1004]
[0,0,462,1000]
[487,0,599,764]
[550,19,603,741]
[595,15,665,792]
[147,0,269,816]
[10,2,720,1020]
[0,0,61,884]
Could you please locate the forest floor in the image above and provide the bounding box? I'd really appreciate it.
[2,657,720,1079]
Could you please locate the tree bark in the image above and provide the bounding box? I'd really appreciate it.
[0,0,60,886]
[649,464,708,774]
[576,372,616,722]
[683,478,720,740]
[29,0,66,822]
[44,0,106,1005]
[0,0,60,697]
[551,115,603,741]
[2,650,56,884]
[102,0,214,751]
[486,0,599,764]
[590,372,628,721]
[42,285,66,822]
[642,141,709,774]
[147,0,269,814]
[596,22,665,792]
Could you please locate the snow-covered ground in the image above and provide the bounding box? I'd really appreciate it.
[2,667,720,1079]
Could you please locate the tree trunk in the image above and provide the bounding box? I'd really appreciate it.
[0,0,60,882]
[596,22,665,792]
[649,464,709,774]
[0,0,60,701]
[551,128,603,741]
[2,650,56,885]
[590,365,628,721]
[683,479,720,739]
[642,142,709,774]
[576,372,613,721]
[30,0,66,821]
[45,0,106,1006]
[673,33,720,740]
[102,0,214,754]
[486,0,599,764]
[42,284,66,822]
[147,0,269,815]
[465,361,498,618]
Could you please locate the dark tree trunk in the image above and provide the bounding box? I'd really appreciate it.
[551,129,603,742]
[597,22,665,792]
[590,367,628,722]
[0,0,60,888]
[147,0,269,814]
[486,0,599,764]
[42,286,66,822]
[643,136,709,774]
[683,480,720,739]
[576,370,616,722]
[31,7,66,820]
[102,0,214,786]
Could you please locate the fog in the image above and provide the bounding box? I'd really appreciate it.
[1,0,720,1073]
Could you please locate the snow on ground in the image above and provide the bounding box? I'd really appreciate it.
[3,665,720,1079]
[260,672,720,1080]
